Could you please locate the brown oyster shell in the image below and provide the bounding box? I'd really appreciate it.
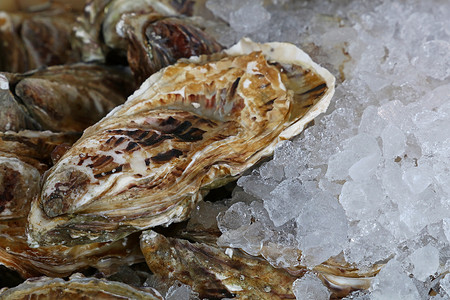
[28,39,335,246]
[0,152,40,220]
[3,63,135,132]
[0,130,80,172]
[0,274,162,299]
[0,9,80,73]
[140,230,297,299]
[0,74,40,132]
[0,132,143,278]
[120,13,222,85]
[74,0,209,63]
[0,216,143,278]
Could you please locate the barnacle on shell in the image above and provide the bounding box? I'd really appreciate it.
[27,38,335,247]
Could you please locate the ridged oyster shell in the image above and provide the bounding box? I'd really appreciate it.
[0,274,162,299]
[1,64,135,133]
[0,217,143,278]
[28,38,335,246]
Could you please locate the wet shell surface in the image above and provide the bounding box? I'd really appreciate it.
[28,38,335,246]
[0,274,162,299]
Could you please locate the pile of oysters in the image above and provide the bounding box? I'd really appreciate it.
[0,1,377,299]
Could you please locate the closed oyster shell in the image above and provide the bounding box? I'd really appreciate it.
[28,39,335,246]
[0,9,80,73]
[120,14,222,85]
[0,152,40,219]
[0,130,80,172]
[74,0,207,63]
[0,74,40,132]
[3,63,135,132]
[0,216,143,278]
[0,274,162,299]
[140,230,297,299]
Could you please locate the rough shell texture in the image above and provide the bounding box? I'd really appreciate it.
[0,74,40,132]
[28,39,335,246]
[74,0,204,63]
[0,152,40,220]
[0,274,162,299]
[0,130,80,172]
[8,63,136,132]
[0,9,80,73]
[120,13,223,85]
[140,230,298,299]
[0,216,143,278]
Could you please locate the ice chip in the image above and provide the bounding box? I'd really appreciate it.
[370,259,421,300]
[381,124,406,159]
[441,274,450,296]
[414,40,450,80]
[292,272,330,300]
[326,150,357,181]
[296,191,348,267]
[339,180,385,220]
[229,0,270,33]
[408,244,439,282]
[265,178,310,227]
[402,166,432,194]
[166,281,198,300]
[348,152,380,181]
[0,74,9,90]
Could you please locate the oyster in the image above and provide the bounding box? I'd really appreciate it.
[75,0,221,83]
[0,9,80,73]
[0,130,80,172]
[0,216,143,278]
[140,230,297,299]
[0,152,40,220]
[74,0,197,62]
[0,274,162,299]
[120,14,223,85]
[28,39,335,246]
[140,230,382,299]
[0,74,40,132]
[2,63,135,132]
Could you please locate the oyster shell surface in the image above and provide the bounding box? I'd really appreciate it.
[28,39,335,246]
[120,14,222,85]
[0,130,80,172]
[140,230,297,299]
[2,64,135,132]
[0,274,162,299]
[0,216,143,278]
[0,9,80,73]
[0,152,40,220]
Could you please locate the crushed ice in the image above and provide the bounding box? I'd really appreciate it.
[203,0,450,298]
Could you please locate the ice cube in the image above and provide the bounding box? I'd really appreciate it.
[292,272,330,300]
[370,259,421,300]
[381,124,406,159]
[265,178,310,227]
[296,191,348,267]
[408,244,439,282]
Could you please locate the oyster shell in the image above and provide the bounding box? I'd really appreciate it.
[140,230,381,299]
[0,216,143,278]
[2,63,135,132]
[28,39,335,246]
[0,130,80,172]
[0,274,162,299]
[0,152,40,220]
[74,0,202,63]
[120,14,222,85]
[0,74,40,132]
[140,230,297,299]
[0,9,80,73]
